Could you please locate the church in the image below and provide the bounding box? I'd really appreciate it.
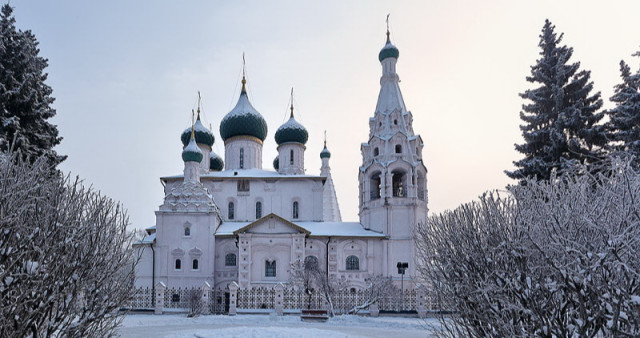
[134,29,428,291]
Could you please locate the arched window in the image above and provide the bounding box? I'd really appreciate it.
[192,259,199,270]
[228,202,235,220]
[256,201,262,219]
[304,256,318,271]
[394,119,398,125]
[225,253,237,266]
[184,227,190,237]
[290,149,294,165]
[373,147,379,156]
[265,260,276,277]
[239,148,244,169]
[395,144,402,153]
[292,201,299,219]
[346,255,359,270]
[392,170,406,197]
[175,259,181,270]
[370,173,381,200]
[417,173,426,201]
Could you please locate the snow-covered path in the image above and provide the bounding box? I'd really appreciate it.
[118,313,438,338]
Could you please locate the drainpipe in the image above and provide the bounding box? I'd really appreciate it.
[151,242,156,307]
[325,236,331,279]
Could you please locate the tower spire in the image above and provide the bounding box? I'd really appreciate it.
[290,87,294,118]
[241,53,247,93]
[197,91,202,120]
[386,14,390,42]
[324,130,327,148]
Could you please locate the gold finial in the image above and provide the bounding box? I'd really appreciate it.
[197,91,202,120]
[241,53,247,93]
[289,87,294,118]
[386,14,391,42]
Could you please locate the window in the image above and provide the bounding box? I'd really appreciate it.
[370,173,381,200]
[175,259,182,270]
[255,201,262,219]
[394,119,398,125]
[192,259,199,270]
[304,256,318,271]
[265,260,276,277]
[418,173,426,201]
[290,149,294,165]
[292,201,299,219]
[346,255,359,270]
[228,202,235,220]
[184,227,190,236]
[225,253,237,266]
[392,170,406,197]
[373,147,379,156]
[395,144,402,153]
[237,180,250,192]
[239,148,244,169]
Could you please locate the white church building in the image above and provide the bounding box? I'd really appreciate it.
[134,30,428,291]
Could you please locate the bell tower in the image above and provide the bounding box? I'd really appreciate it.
[358,26,428,287]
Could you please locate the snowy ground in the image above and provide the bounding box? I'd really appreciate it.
[118,313,439,338]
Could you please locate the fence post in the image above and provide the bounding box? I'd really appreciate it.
[416,285,427,318]
[201,281,212,314]
[275,283,284,316]
[228,282,238,316]
[369,303,379,317]
[155,282,166,315]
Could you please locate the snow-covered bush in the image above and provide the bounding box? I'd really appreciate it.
[0,152,137,337]
[417,158,640,337]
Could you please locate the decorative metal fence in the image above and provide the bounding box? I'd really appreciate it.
[129,285,425,314]
[129,287,154,309]
[237,287,275,309]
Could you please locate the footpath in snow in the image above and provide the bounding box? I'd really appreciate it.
[118,313,439,338]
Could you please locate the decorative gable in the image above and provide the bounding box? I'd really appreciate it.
[233,213,310,236]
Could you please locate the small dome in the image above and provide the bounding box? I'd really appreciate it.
[320,145,331,159]
[209,151,224,171]
[275,116,308,145]
[273,156,279,171]
[378,35,399,62]
[181,117,214,147]
[182,135,203,163]
[220,83,268,142]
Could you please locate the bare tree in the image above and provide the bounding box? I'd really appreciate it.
[289,258,349,316]
[0,152,138,337]
[417,158,640,337]
[186,288,203,317]
[347,275,400,315]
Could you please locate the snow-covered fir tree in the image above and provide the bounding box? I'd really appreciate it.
[605,54,640,164]
[0,4,65,166]
[506,19,605,183]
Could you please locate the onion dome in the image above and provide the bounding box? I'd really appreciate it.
[219,78,268,142]
[320,143,331,159]
[209,151,224,171]
[273,156,279,170]
[378,31,399,62]
[182,131,203,163]
[181,112,215,147]
[275,104,308,145]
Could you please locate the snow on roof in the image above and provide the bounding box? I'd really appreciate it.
[134,232,156,245]
[162,169,324,181]
[215,221,386,238]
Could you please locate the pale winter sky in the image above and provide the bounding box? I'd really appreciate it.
[11,1,640,230]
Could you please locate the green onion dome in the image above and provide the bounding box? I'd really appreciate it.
[182,135,203,163]
[320,144,331,159]
[219,81,268,142]
[378,34,399,62]
[209,151,224,171]
[181,117,214,147]
[275,115,308,145]
[273,156,279,171]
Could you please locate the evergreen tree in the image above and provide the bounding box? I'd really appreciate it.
[0,4,65,166]
[506,20,605,183]
[605,53,640,163]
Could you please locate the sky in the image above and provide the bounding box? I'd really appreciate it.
[10,0,640,230]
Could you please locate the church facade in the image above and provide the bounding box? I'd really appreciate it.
[134,30,428,291]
